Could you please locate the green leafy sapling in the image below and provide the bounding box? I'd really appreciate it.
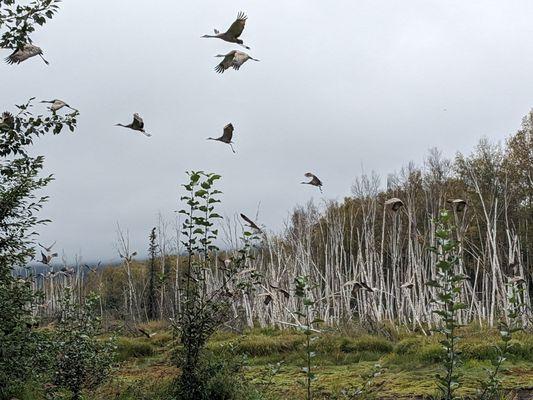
[427,210,468,400]
[174,171,263,400]
[294,275,322,400]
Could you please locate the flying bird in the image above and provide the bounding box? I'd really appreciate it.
[207,123,236,153]
[401,281,414,290]
[40,251,58,265]
[301,173,323,193]
[447,198,467,212]
[0,112,15,130]
[508,276,526,285]
[240,213,262,232]
[202,12,250,49]
[384,198,404,212]
[214,50,259,73]
[40,99,76,112]
[262,293,273,306]
[5,43,49,65]
[138,327,157,339]
[345,280,375,293]
[116,113,151,137]
[268,283,290,299]
[39,241,56,253]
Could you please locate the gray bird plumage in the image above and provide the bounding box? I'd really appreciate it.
[207,123,236,153]
[116,113,151,137]
[202,12,250,49]
[301,172,323,192]
[5,43,49,65]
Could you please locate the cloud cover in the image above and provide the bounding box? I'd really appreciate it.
[2,0,533,262]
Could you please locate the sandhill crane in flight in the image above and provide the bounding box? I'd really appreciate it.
[301,173,323,193]
[5,43,49,65]
[0,112,15,130]
[207,123,236,153]
[344,280,377,293]
[268,283,290,299]
[138,327,158,339]
[401,281,414,290]
[202,12,250,49]
[240,213,262,233]
[116,113,151,137]
[40,99,77,112]
[508,276,526,285]
[447,198,467,212]
[385,197,404,212]
[214,50,259,73]
[40,251,58,265]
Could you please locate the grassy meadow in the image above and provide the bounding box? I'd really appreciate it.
[51,322,533,400]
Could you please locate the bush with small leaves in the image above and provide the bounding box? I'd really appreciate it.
[0,98,78,397]
[51,290,116,400]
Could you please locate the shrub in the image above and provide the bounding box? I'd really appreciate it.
[51,291,116,400]
[116,338,155,361]
[236,334,305,356]
[394,337,426,355]
[419,343,445,363]
[340,335,393,354]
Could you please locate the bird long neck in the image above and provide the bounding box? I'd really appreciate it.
[202,34,218,38]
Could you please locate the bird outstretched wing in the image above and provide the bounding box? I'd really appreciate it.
[5,44,42,64]
[225,12,247,38]
[215,52,236,74]
[132,113,144,130]
[240,213,261,231]
[305,172,322,186]
[222,123,234,141]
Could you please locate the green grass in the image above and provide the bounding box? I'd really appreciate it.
[50,326,533,399]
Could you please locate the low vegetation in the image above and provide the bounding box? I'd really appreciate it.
[82,325,533,400]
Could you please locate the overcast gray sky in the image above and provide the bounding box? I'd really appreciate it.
[3,0,533,263]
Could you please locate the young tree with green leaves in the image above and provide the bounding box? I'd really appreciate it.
[147,227,158,320]
[294,275,322,400]
[0,98,78,397]
[427,210,468,400]
[174,171,260,400]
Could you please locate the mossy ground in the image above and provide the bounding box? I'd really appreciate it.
[85,324,533,399]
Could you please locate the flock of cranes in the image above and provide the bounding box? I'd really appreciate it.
[3,12,325,195]
[5,10,527,297]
